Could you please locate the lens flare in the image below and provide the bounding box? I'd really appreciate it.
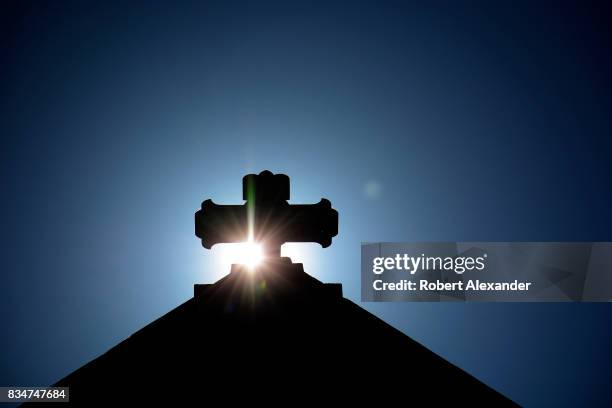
[241,241,263,269]
[217,241,263,271]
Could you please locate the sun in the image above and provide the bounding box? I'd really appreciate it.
[218,241,264,270]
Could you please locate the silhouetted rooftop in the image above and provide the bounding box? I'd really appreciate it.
[38,259,515,405]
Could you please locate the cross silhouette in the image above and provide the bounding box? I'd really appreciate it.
[195,170,338,261]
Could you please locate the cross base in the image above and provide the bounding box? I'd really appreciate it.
[194,258,342,306]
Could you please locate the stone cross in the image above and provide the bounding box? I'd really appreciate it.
[195,170,338,260]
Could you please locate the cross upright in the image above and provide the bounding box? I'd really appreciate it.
[195,170,338,262]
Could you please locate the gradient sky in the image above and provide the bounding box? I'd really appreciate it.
[2,1,612,406]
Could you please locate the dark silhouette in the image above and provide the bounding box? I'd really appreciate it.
[195,170,338,258]
[35,171,515,405]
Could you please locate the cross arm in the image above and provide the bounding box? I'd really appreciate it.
[194,199,338,251]
[194,200,247,249]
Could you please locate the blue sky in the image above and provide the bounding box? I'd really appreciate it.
[2,1,611,406]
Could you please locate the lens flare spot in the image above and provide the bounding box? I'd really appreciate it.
[219,241,263,270]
